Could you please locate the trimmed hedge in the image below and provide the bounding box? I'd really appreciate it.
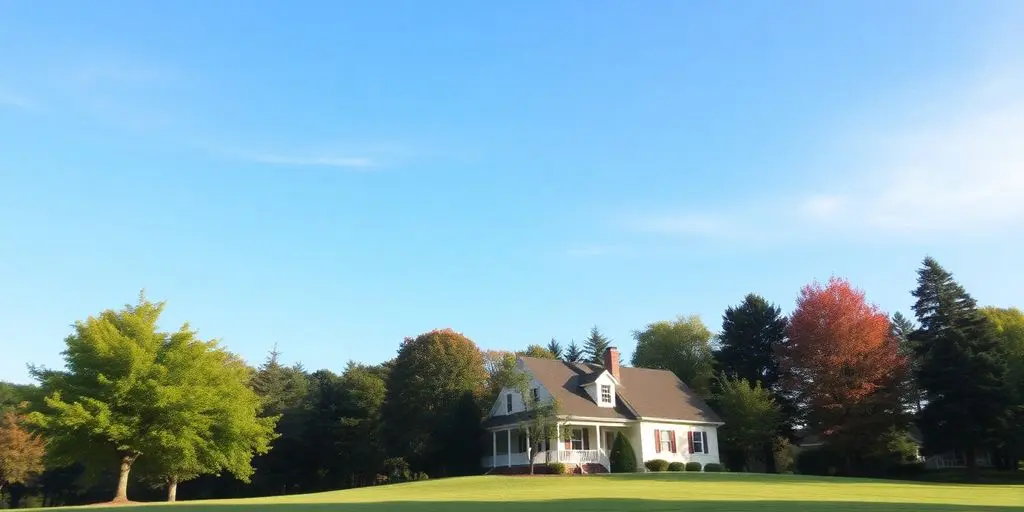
[703,463,724,472]
[610,433,638,473]
[685,461,703,472]
[546,462,569,475]
[644,459,670,472]
[668,462,685,472]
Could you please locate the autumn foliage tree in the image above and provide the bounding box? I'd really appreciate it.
[0,410,45,496]
[779,278,906,472]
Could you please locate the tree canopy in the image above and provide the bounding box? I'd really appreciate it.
[780,278,905,471]
[631,315,715,397]
[381,329,486,477]
[562,340,584,363]
[517,344,557,359]
[0,410,45,495]
[714,375,781,472]
[715,294,787,390]
[28,294,278,502]
[911,258,1011,475]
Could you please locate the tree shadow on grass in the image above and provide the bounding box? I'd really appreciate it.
[80,499,1024,511]
[606,472,1022,486]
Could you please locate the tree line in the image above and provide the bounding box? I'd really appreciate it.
[0,256,1021,507]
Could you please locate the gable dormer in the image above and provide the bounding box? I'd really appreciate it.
[579,370,618,408]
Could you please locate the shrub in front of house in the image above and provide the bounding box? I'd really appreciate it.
[644,459,670,472]
[668,462,685,472]
[610,432,638,473]
[546,462,569,475]
[685,461,702,472]
[703,463,724,472]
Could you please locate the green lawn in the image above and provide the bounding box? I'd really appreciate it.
[37,473,1024,511]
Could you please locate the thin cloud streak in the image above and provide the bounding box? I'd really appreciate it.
[247,154,379,169]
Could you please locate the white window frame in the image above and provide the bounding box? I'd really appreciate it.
[570,428,584,450]
[659,430,673,453]
[506,393,513,413]
[692,430,704,454]
[600,384,612,404]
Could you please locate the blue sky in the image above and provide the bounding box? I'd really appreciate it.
[2,1,1023,383]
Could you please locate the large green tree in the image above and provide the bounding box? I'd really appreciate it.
[714,375,782,472]
[247,348,310,495]
[28,295,278,503]
[381,329,486,476]
[714,294,789,472]
[336,362,388,487]
[980,307,1024,470]
[583,326,612,365]
[631,315,715,396]
[136,326,278,501]
[910,257,1012,477]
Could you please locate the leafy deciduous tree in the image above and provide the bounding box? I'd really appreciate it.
[0,410,45,496]
[714,375,782,472]
[979,306,1024,471]
[911,258,1012,477]
[779,278,906,473]
[518,344,557,359]
[631,315,716,397]
[381,329,487,477]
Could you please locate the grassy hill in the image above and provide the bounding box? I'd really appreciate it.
[35,473,1024,511]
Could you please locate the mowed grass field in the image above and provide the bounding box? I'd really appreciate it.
[38,473,1024,511]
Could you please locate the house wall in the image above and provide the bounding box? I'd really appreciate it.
[580,372,618,408]
[488,374,550,417]
[636,421,720,465]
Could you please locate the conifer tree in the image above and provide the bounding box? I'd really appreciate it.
[545,338,563,360]
[583,326,611,365]
[910,257,1011,477]
[562,340,584,363]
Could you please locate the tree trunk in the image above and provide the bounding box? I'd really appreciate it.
[114,454,136,503]
[167,476,178,502]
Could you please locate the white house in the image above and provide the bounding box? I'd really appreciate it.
[482,347,724,473]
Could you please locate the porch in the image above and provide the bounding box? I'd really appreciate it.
[481,423,629,472]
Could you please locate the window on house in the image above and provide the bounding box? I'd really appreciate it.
[506,393,513,413]
[600,384,612,404]
[517,432,528,454]
[689,431,708,454]
[570,428,584,450]
[531,388,539,401]
[658,430,675,453]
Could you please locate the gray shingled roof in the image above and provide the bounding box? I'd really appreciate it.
[516,356,722,424]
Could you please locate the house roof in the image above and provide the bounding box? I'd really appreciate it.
[517,356,722,424]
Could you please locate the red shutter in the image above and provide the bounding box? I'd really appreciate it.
[654,430,662,453]
[702,431,709,454]
[687,431,694,454]
[564,437,571,450]
[669,431,677,453]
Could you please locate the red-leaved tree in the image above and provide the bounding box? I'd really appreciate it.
[779,277,906,471]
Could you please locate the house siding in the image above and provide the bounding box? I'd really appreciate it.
[489,374,550,417]
[637,420,721,465]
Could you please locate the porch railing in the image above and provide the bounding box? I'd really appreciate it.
[535,449,609,468]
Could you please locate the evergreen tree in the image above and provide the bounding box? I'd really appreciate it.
[715,294,787,391]
[609,433,637,473]
[545,338,563,360]
[890,312,924,414]
[910,257,1012,477]
[714,294,789,472]
[563,340,584,363]
[583,326,611,365]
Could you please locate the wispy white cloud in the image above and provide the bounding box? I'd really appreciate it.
[246,154,379,169]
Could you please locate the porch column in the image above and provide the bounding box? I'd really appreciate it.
[492,431,497,469]
[555,423,561,461]
[507,429,512,467]
[596,424,602,454]
[526,427,532,465]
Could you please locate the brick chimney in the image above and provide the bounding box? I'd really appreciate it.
[604,346,620,382]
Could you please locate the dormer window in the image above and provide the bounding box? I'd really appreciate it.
[506,393,513,413]
[600,384,612,404]
[531,388,539,401]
